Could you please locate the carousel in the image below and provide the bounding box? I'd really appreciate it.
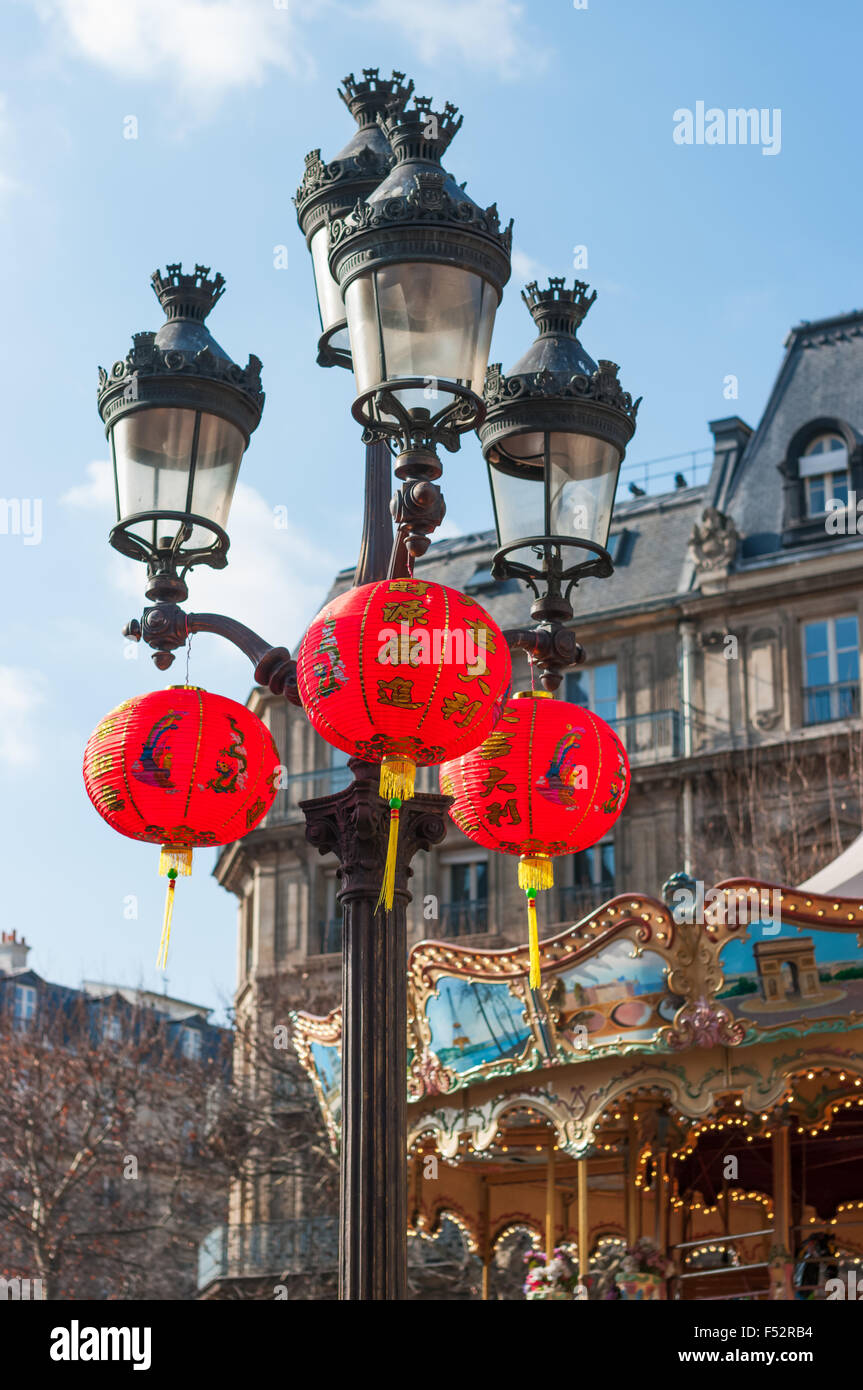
[293,870,863,1301]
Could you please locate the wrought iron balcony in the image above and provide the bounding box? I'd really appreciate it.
[198,1217,339,1290]
[613,709,681,763]
[437,899,490,937]
[803,681,860,727]
[554,881,615,924]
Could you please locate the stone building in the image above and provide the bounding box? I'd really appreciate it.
[211,306,863,1284]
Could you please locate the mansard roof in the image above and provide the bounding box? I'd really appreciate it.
[314,307,863,630]
[722,308,863,562]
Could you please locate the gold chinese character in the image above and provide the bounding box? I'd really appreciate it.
[381,599,430,626]
[441,692,483,727]
[479,766,516,797]
[486,798,521,827]
[377,676,423,709]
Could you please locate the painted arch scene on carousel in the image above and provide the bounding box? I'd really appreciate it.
[295,864,863,1301]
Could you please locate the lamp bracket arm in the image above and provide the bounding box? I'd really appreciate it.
[125,602,301,704]
[502,622,585,693]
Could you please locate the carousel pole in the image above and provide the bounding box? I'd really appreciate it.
[771,1122,794,1300]
[479,1177,491,1301]
[625,1107,640,1245]
[577,1158,589,1287]
[545,1138,556,1259]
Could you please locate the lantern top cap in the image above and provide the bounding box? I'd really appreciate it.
[513,690,554,700]
[338,67,415,127]
[379,95,463,164]
[521,278,597,337]
[151,263,226,324]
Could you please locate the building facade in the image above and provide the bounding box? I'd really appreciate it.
[218,308,863,1004]
[213,307,863,1284]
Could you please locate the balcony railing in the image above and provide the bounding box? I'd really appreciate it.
[803,682,861,727]
[437,899,490,938]
[311,918,342,956]
[554,882,615,923]
[614,709,681,763]
[198,1217,338,1289]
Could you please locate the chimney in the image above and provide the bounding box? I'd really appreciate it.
[708,416,753,510]
[0,930,30,974]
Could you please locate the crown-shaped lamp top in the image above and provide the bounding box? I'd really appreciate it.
[521,277,597,337]
[380,95,463,164]
[151,263,226,323]
[338,67,414,128]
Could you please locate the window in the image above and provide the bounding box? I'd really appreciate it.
[565,662,618,725]
[314,870,341,954]
[557,838,615,920]
[13,984,35,1029]
[448,859,488,905]
[440,852,488,936]
[101,1013,122,1042]
[181,1027,202,1061]
[328,744,351,795]
[801,434,849,516]
[803,616,860,724]
[573,838,615,892]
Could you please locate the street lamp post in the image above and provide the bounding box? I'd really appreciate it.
[98,80,639,1305]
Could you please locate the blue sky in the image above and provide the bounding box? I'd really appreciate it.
[0,0,860,1017]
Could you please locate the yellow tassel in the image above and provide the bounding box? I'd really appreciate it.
[156,845,193,969]
[518,853,554,892]
[379,757,416,803]
[526,891,541,990]
[376,801,401,914]
[157,874,177,971]
[159,845,193,877]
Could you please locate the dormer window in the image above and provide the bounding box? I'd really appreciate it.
[801,434,849,516]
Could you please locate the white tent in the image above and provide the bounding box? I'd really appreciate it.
[798,831,863,899]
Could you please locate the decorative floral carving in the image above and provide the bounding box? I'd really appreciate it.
[483,357,640,421]
[328,177,513,255]
[97,341,263,406]
[688,506,739,573]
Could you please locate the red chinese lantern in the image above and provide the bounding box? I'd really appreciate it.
[296,578,512,909]
[440,691,630,986]
[83,686,281,966]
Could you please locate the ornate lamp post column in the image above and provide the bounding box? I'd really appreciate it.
[301,87,512,1298]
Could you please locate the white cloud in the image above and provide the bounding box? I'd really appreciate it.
[26,0,541,103]
[179,481,338,651]
[510,246,549,285]
[359,0,541,78]
[29,0,310,103]
[60,462,336,653]
[0,667,48,767]
[61,459,114,509]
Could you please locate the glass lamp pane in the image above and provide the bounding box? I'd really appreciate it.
[188,414,245,543]
[547,432,621,549]
[345,262,496,419]
[489,459,544,567]
[114,408,195,547]
[310,226,349,344]
[113,407,244,551]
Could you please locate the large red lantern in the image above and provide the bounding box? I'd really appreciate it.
[440,691,630,986]
[296,578,512,908]
[83,686,281,966]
